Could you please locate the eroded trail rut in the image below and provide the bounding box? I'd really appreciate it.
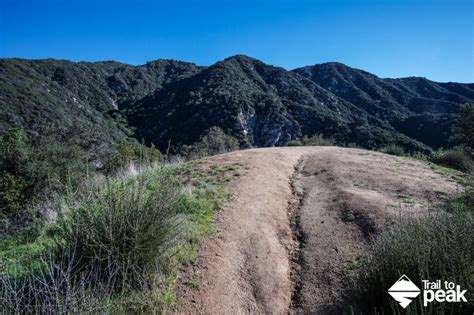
[177,147,460,314]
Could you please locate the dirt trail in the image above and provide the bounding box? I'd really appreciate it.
[176,147,461,314]
[290,148,460,313]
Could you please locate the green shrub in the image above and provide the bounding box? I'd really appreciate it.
[0,171,28,217]
[52,168,183,286]
[302,134,336,146]
[410,151,428,160]
[0,128,29,174]
[181,126,240,159]
[105,140,162,172]
[0,127,95,236]
[380,144,405,156]
[0,128,31,218]
[287,134,336,147]
[286,140,303,146]
[448,188,474,214]
[344,142,363,149]
[430,148,473,172]
[452,103,474,151]
[344,211,473,314]
[0,233,52,279]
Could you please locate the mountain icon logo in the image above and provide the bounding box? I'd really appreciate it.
[388,275,421,308]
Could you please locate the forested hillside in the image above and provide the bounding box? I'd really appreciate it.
[2,55,473,156]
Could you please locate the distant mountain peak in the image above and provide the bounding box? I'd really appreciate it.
[223,54,259,62]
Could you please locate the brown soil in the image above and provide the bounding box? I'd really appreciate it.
[176,147,461,314]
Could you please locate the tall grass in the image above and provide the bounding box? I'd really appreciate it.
[52,168,184,287]
[1,164,228,312]
[344,210,473,314]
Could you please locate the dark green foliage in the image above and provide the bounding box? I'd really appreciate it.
[179,127,240,159]
[0,129,32,219]
[393,113,457,149]
[344,211,473,315]
[126,55,442,151]
[294,63,473,150]
[430,148,473,172]
[0,172,27,215]
[448,188,474,214]
[0,58,198,165]
[0,127,93,235]
[452,103,474,151]
[380,144,406,156]
[0,128,29,174]
[0,127,162,234]
[102,139,163,174]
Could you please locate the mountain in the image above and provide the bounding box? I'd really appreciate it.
[1,56,472,158]
[119,55,443,151]
[0,58,201,159]
[293,62,474,148]
[125,55,361,149]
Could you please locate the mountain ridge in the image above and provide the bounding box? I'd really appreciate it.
[1,55,472,158]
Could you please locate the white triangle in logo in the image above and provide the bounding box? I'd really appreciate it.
[388,275,421,308]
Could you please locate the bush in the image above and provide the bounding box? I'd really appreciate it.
[0,127,96,236]
[102,139,163,174]
[448,188,474,214]
[181,127,240,159]
[286,140,303,147]
[286,134,336,147]
[380,144,405,156]
[302,134,336,146]
[344,211,473,314]
[430,148,473,172]
[51,168,184,287]
[0,128,31,218]
[410,151,428,161]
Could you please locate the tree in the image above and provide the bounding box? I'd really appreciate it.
[188,126,240,158]
[118,139,136,164]
[453,103,474,152]
[149,143,161,162]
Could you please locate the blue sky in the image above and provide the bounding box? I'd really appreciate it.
[0,0,472,82]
